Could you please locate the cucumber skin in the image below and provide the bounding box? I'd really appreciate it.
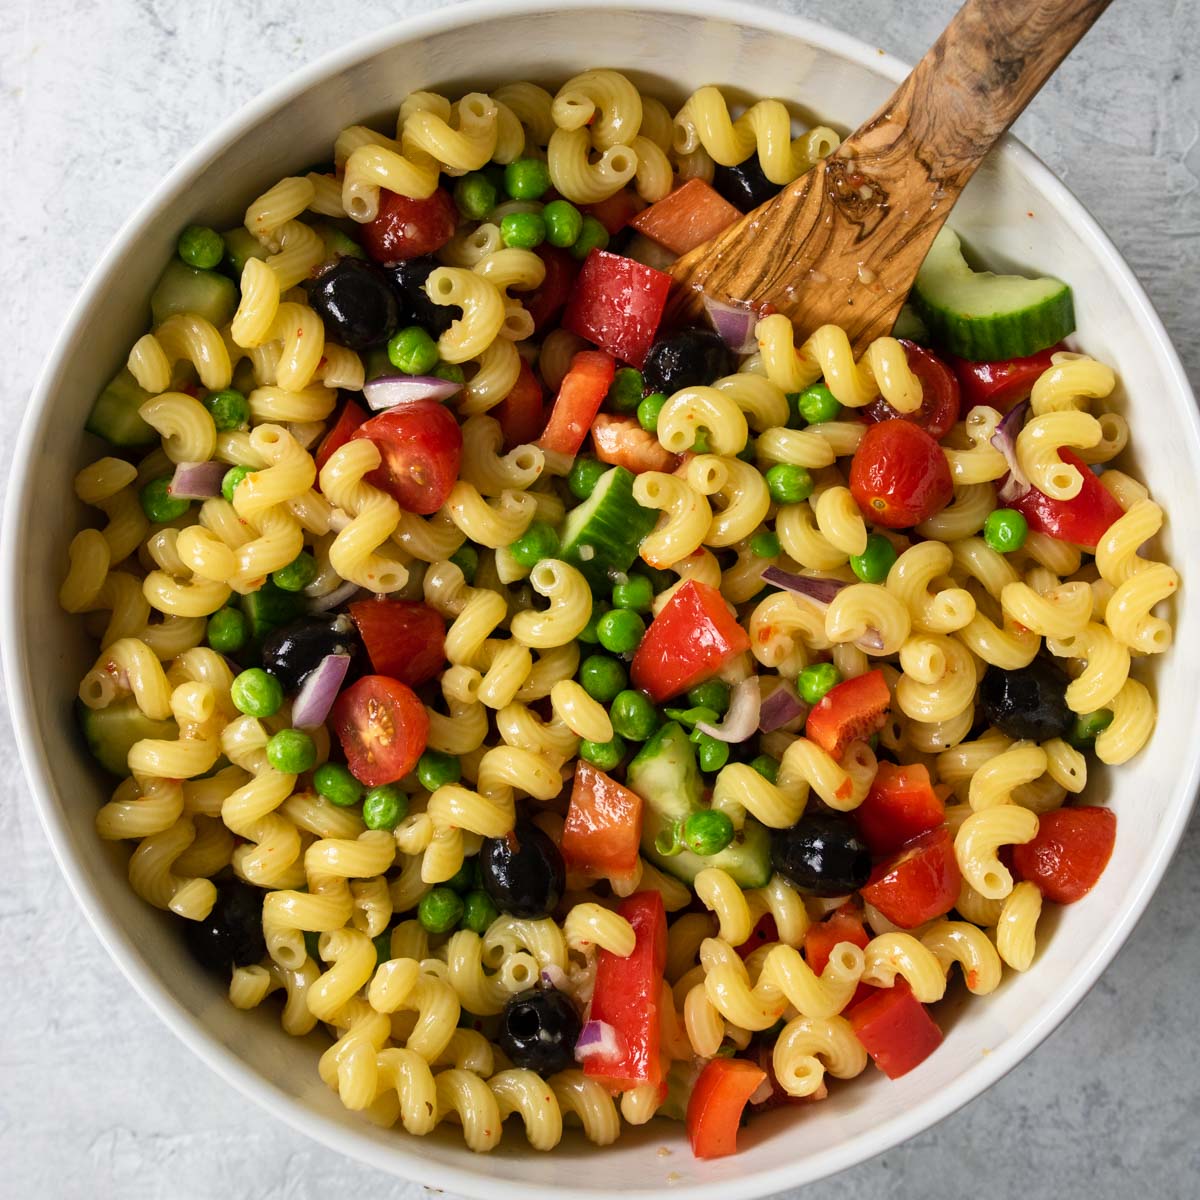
[86,367,158,447]
[150,260,238,328]
[642,810,773,889]
[241,580,306,644]
[915,287,1075,361]
[78,698,178,778]
[221,227,268,278]
[560,465,659,590]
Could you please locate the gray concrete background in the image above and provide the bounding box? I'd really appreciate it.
[2,0,1197,1196]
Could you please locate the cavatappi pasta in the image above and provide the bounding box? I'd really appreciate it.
[65,69,1170,1162]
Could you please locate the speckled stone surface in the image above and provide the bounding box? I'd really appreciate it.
[2,1,1198,1196]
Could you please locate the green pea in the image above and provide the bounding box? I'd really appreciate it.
[687,680,730,716]
[765,463,814,505]
[850,533,898,584]
[206,607,247,654]
[363,784,407,830]
[579,654,628,703]
[695,733,730,773]
[797,662,842,705]
[612,575,654,613]
[569,214,609,260]
[749,754,779,783]
[221,465,252,504]
[637,392,668,434]
[449,543,479,584]
[543,199,583,248]
[373,930,393,968]
[313,762,363,808]
[434,361,466,385]
[444,858,479,894]
[417,749,461,794]
[568,456,608,501]
[578,601,609,645]
[177,224,225,270]
[139,476,190,524]
[504,157,552,200]
[681,809,735,856]
[454,172,496,220]
[596,608,645,654]
[791,383,841,426]
[749,530,781,559]
[461,888,500,934]
[266,728,317,774]
[609,689,659,742]
[608,368,644,413]
[272,550,318,593]
[388,325,440,375]
[418,886,464,934]
[579,733,627,771]
[231,668,284,717]
[984,508,1029,554]
[204,387,249,432]
[507,520,560,567]
[500,211,546,250]
[1067,708,1114,751]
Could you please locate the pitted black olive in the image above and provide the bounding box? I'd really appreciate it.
[303,257,399,350]
[713,156,783,212]
[498,988,581,1076]
[480,820,564,918]
[184,880,266,972]
[770,815,872,896]
[642,328,737,395]
[978,659,1073,741]
[260,614,365,692]
[386,255,457,337]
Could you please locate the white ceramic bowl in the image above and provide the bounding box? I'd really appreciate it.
[6,1,1198,1196]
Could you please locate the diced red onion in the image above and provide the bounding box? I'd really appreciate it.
[696,676,761,743]
[748,1075,775,1106]
[759,681,808,732]
[168,460,226,499]
[574,1019,623,1063]
[762,566,848,605]
[291,654,351,728]
[305,579,364,612]
[540,964,569,991]
[702,295,758,355]
[363,374,462,411]
[991,399,1033,504]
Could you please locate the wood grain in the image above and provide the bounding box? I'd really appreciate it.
[667,0,1116,351]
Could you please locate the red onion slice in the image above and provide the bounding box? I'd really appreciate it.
[305,579,364,613]
[702,295,758,355]
[759,681,808,732]
[363,374,463,411]
[540,964,569,991]
[291,654,351,728]
[748,1075,775,1106]
[761,566,886,652]
[696,677,761,743]
[574,1019,623,1063]
[990,399,1033,504]
[168,460,227,500]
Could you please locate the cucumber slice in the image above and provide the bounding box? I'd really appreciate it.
[151,259,239,328]
[78,697,178,778]
[626,722,703,823]
[313,222,367,262]
[241,580,306,644]
[221,226,268,278]
[913,226,1075,361]
[642,809,773,889]
[559,465,658,589]
[86,367,158,447]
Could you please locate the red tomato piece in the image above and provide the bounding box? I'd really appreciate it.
[351,400,463,515]
[315,399,368,475]
[854,762,946,857]
[330,675,429,788]
[591,412,679,473]
[734,914,779,960]
[686,1058,768,1160]
[493,359,545,451]
[1008,450,1125,551]
[347,599,446,688]
[849,419,953,528]
[585,891,667,1091]
[860,826,961,929]
[948,344,1064,412]
[361,187,457,264]
[848,979,943,1079]
[630,580,751,703]
[562,249,673,368]
[561,762,644,883]
[629,178,742,256]
[1011,806,1116,903]
[864,342,961,440]
[805,669,891,761]
[804,902,876,1010]
[524,246,580,334]
[537,350,616,456]
[583,188,646,235]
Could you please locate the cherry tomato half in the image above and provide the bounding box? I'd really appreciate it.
[330,674,430,788]
[348,598,446,688]
[361,187,457,264]
[351,400,463,514]
[864,341,960,440]
[493,359,546,451]
[314,399,368,475]
[849,418,953,528]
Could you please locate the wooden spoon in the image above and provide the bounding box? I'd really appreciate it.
[666,0,1115,350]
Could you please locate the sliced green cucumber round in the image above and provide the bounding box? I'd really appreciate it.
[913,226,1075,361]
[559,465,658,590]
[150,259,239,329]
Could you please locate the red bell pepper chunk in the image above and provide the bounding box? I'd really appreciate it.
[860,826,961,929]
[734,913,778,960]
[804,903,871,974]
[591,412,679,474]
[524,246,579,334]
[686,1058,768,1160]
[583,188,646,235]
[1012,805,1116,904]
[848,978,943,1079]
[347,598,446,689]
[561,762,643,883]
[805,669,891,761]
[630,580,751,703]
[315,399,368,475]
[948,344,1064,413]
[536,350,616,456]
[562,249,673,368]
[1008,449,1125,551]
[585,891,667,1091]
[854,762,946,857]
[629,178,742,256]
[494,358,546,450]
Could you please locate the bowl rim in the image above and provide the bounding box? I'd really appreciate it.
[6,1,1199,1196]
